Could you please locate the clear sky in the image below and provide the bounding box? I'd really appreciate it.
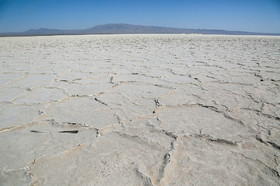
[0,0,280,33]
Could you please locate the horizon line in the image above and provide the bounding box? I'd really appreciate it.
[1,23,280,36]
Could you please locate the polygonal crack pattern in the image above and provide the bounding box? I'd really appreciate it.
[0,35,280,185]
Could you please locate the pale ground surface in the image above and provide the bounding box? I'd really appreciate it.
[0,34,280,185]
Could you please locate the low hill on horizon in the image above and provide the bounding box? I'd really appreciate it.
[1,23,280,36]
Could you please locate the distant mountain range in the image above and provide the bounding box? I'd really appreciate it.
[1,23,279,36]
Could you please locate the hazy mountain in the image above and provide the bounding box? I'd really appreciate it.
[1,23,279,36]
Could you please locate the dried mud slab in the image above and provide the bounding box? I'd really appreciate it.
[160,135,280,185]
[30,131,169,185]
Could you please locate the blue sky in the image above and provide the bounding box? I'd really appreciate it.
[0,0,279,33]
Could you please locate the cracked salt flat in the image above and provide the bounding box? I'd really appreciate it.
[0,34,280,185]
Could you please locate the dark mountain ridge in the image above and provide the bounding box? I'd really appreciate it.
[1,23,279,36]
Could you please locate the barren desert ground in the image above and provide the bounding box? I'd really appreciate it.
[0,34,280,185]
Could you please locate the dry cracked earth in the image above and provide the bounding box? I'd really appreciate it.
[0,34,280,185]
